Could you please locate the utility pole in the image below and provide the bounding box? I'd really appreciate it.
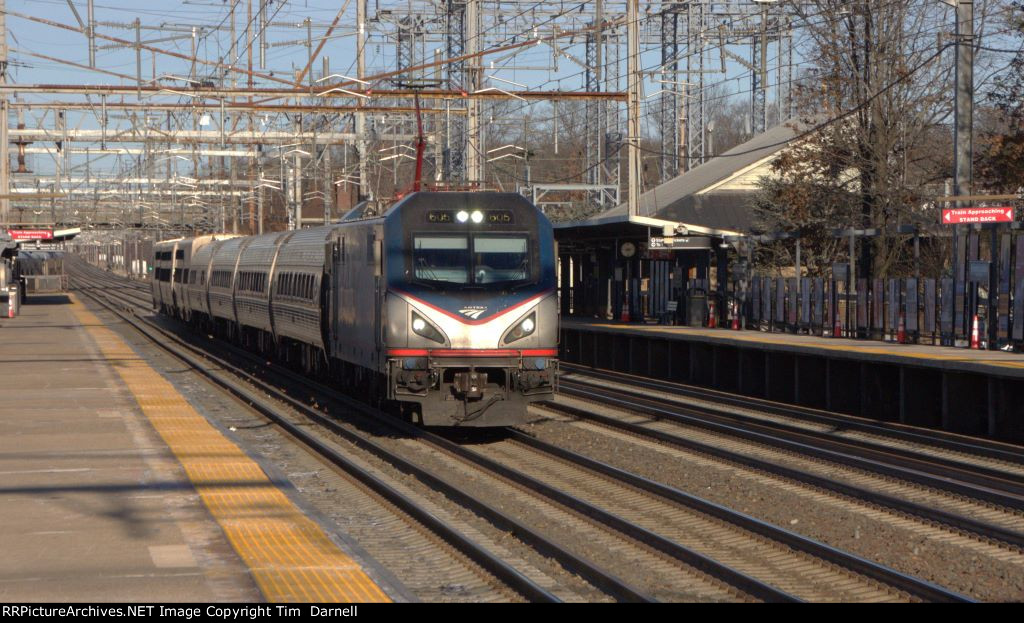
[660,2,679,181]
[230,1,237,90]
[293,151,302,229]
[953,0,973,201]
[626,0,640,217]
[87,0,96,67]
[465,0,483,185]
[585,0,604,187]
[356,0,369,200]
[0,0,8,226]
[951,0,974,340]
[323,145,332,224]
[258,0,267,69]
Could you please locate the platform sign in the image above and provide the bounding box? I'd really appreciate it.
[941,206,1014,225]
[7,229,53,241]
[968,260,992,283]
[648,235,712,250]
[832,262,849,282]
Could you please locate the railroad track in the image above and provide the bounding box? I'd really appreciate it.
[68,260,974,602]
[549,364,1024,549]
[69,264,573,603]
[559,363,1024,468]
[558,364,1024,493]
[72,265,762,602]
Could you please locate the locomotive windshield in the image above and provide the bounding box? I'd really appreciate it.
[412,234,531,288]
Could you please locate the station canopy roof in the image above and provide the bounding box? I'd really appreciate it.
[553,120,809,239]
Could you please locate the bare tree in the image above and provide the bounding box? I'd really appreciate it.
[755,0,966,279]
[977,2,1024,194]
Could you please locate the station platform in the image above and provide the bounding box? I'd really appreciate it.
[560,319,1024,443]
[0,294,394,602]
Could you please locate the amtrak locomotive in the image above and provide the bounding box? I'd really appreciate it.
[151,192,558,426]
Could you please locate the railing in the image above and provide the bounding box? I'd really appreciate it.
[736,275,1015,350]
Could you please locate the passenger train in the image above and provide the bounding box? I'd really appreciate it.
[151,191,558,426]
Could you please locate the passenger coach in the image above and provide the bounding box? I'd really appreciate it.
[152,191,558,427]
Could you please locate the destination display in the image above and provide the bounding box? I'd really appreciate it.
[427,210,514,224]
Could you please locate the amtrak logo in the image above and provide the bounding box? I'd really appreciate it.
[459,306,487,319]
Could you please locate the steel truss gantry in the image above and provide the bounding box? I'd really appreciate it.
[0,0,794,230]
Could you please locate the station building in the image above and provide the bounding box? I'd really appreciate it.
[554,122,804,324]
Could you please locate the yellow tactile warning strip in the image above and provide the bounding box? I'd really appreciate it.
[580,322,1024,371]
[68,294,391,603]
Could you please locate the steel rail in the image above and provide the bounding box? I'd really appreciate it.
[557,380,1024,511]
[558,376,1024,495]
[531,399,1024,550]
[69,267,646,603]
[503,429,974,603]
[74,265,975,602]
[560,362,1024,466]
[69,271,563,604]
[73,267,781,602]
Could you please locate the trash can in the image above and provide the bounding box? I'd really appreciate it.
[686,288,707,327]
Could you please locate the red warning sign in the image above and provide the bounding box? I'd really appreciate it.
[941,206,1015,225]
[7,229,54,241]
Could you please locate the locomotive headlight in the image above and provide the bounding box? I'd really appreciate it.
[456,210,469,223]
[411,311,445,344]
[470,210,484,223]
[503,312,536,344]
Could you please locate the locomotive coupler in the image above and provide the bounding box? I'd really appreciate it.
[452,370,486,400]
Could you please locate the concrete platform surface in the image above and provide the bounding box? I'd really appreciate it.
[0,294,390,602]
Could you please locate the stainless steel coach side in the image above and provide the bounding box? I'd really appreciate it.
[207,237,249,330]
[235,232,289,334]
[271,226,334,351]
[151,238,182,313]
[183,235,237,323]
